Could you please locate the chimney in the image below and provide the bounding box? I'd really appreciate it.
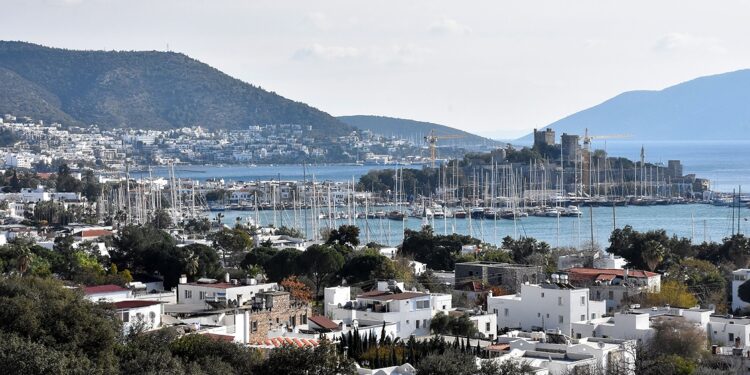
[623,268,629,281]
[179,274,188,284]
[224,272,230,283]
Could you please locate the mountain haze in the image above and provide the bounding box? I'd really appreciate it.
[517,69,750,142]
[0,41,350,136]
[339,115,499,149]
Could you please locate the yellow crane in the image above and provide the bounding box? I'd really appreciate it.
[424,129,464,167]
[582,128,631,151]
[580,128,631,196]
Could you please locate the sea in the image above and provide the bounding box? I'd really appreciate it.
[134,141,750,248]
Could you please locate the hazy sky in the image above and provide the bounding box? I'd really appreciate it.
[3,0,750,138]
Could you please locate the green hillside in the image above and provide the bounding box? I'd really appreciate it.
[0,41,350,136]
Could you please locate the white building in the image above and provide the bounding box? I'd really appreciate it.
[114,300,163,335]
[83,284,132,302]
[324,281,452,338]
[732,269,750,312]
[449,309,497,339]
[707,315,750,348]
[488,283,606,337]
[490,332,636,375]
[176,277,278,307]
[570,306,713,342]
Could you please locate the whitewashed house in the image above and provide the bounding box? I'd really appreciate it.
[324,280,452,338]
[488,281,606,337]
[83,284,131,302]
[114,300,163,334]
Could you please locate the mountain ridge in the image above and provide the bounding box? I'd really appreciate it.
[338,115,499,149]
[516,69,750,142]
[0,41,351,137]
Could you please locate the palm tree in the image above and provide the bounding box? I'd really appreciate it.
[641,240,665,272]
[15,245,32,275]
[183,252,200,279]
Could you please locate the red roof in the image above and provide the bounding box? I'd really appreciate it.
[113,300,161,309]
[203,333,235,342]
[308,316,339,331]
[84,284,128,295]
[359,290,391,297]
[250,337,319,348]
[566,268,658,281]
[364,292,429,301]
[79,229,112,238]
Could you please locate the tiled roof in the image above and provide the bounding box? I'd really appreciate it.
[250,337,319,348]
[78,229,112,238]
[566,268,658,280]
[202,333,235,342]
[84,284,128,295]
[308,316,339,330]
[364,292,429,301]
[359,290,391,297]
[113,300,161,309]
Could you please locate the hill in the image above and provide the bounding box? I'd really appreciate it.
[516,69,750,142]
[0,41,350,136]
[338,115,499,149]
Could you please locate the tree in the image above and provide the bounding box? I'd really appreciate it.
[0,331,99,374]
[275,226,304,238]
[240,246,278,271]
[209,227,253,267]
[149,209,173,229]
[258,340,355,375]
[478,359,535,375]
[415,349,477,375]
[502,236,550,265]
[338,249,395,284]
[644,280,698,308]
[0,277,120,372]
[55,164,82,193]
[281,276,313,302]
[430,311,450,334]
[326,225,360,249]
[666,258,726,310]
[401,227,480,271]
[300,245,344,297]
[264,248,302,282]
[181,243,221,280]
[641,240,665,272]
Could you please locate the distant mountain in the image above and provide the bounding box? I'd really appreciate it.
[338,115,499,149]
[517,69,750,142]
[0,41,350,136]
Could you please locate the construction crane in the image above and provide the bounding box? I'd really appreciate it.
[424,129,464,167]
[579,128,631,197]
[582,128,631,151]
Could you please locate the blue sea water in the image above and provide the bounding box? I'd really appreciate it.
[134,141,750,192]
[134,141,750,247]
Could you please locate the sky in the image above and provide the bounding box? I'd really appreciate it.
[3,0,750,139]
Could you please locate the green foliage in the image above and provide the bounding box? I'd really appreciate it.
[400,226,480,271]
[275,226,304,238]
[338,249,397,284]
[415,349,477,375]
[300,244,345,296]
[264,248,302,282]
[0,277,121,372]
[502,236,550,265]
[429,311,479,337]
[326,225,360,249]
[258,340,355,375]
[208,227,253,267]
[149,208,173,229]
[607,225,692,271]
[0,41,350,137]
[0,331,98,375]
[56,164,82,193]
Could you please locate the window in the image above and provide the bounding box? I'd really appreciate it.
[184,290,192,299]
[406,320,410,325]
[504,308,509,317]
[591,313,596,319]
[122,311,130,322]
[581,315,586,321]
[486,322,491,332]
[416,320,420,329]
[251,321,258,332]
[149,311,156,323]
[423,319,427,328]
[199,291,206,300]
[493,309,498,314]
[541,292,545,298]
[538,313,541,318]
[730,333,735,342]
[576,333,582,339]
[559,315,564,324]
[608,291,614,300]
[546,313,550,319]
[469,271,474,276]
[416,300,430,309]
[580,296,586,305]
[596,291,601,300]
[558,297,563,306]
